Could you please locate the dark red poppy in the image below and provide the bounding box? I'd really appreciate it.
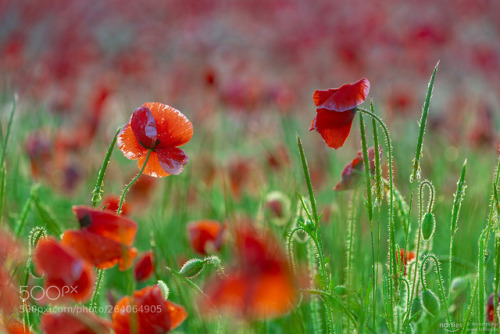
[61,206,138,270]
[33,237,94,303]
[203,224,298,319]
[40,310,111,334]
[310,78,370,149]
[334,146,381,191]
[487,292,500,323]
[134,251,154,282]
[117,102,193,178]
[112,285,187,334]
[187,220,225,255]
[101,195,130,216]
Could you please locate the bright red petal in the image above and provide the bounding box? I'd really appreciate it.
[165,300,188,330]
[143,102,193,148]
[187,220,224,255]
[137,151,170,178]
[156,147,189,175]
[41,311,111,334]
[117,122,148,160]
[131,107,158,149]
[317,78,370,112]
[312,108,356,149]
[33,238,84,283]
[313,88,339,107]
[72,206,137,246]
[134,251,154,282]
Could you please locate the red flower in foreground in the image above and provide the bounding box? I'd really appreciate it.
[310,78,370,149]
[4,319,33,334]
[187,220,225,255]
[61,206,138,270]
[40,310,111,334]
[203,224,298,319]
[101,195,130,216]
[112,285,187,334]
[33,238,94,302]
[117,102,193,178]
[334,146,381,191]
[134,251,154,282]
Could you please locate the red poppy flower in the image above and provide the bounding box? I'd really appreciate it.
[117,102,193,178]
[134,251,154,282]
[334,146,381,191]
[187,220,225,255]
[61,206,138,270]
[40,310,111,334]
[310,78,370,149]
[101,195,130,216]
[4,319,33,334]
[397,249,416,276]
[487,292,500,323]
[33,237,94,303]
[112,285,187,334]
[203,224,298,319]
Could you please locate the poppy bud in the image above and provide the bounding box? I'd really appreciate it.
[179,258,205,278]
[410,296,422,318]
[421,212,435,241]
[450,277,467,294]
[157,280,169,300]
[421,289,440,316]
[334,285,347,296]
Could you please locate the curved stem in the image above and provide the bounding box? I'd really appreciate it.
[118,149,153,214]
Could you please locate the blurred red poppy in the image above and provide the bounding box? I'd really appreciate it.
[334,146,381,191]
[61,206,138,270]
[101,195,130,216]
[203,224,298,319]
[4,319,33,334]
[134,251,154,282]
[487,292,500,323]
[117,102,193,178]
[310,78,370,149]
[33,237,95,303]
[187,220,225,255]
[397,249,415,276]
[40,310,111,334]
[112,285,187,334]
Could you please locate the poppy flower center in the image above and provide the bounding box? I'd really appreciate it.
[79,213,92,228]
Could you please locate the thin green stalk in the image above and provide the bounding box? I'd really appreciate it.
[14,185,40,238]
[360,113,377,331]
[89,269,105,311]
[460,277,478,334]
[91,128,120,208]
[357,107,396,313]
[118,149,153,214]
[0,94,17,166]
[296,136,319,224]
[477,230,487,330]
[420,254,452,327]
[371,104,383,205]
[449,160,467,289]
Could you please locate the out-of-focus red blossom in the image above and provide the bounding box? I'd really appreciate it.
[112,285,187,334]
[487,292,500,323]
[0,231,24,316]
[228,158,261,199]
[265,145,290,172]
[33,237,95,303]
[40,310,111,334]
[397,249,415,276]
[117,102,193,178]
[187,220,225,255]
[24,131,52,180]
[310,78,370,149]
[4,319,33,334]
[134,251,154,282]
[468,103,496,148]
[61,206,138,270]
[101,195,130,216]
[203,224,298,320]
[129,174,157,208]
[334,146,381,191]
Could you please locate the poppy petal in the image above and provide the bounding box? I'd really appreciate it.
[143,102,193,148]
[166,300,188,330]
[134,251,154,282]
[313,88,339,107]
[311,108,356,149]
[33,238,84,283]
[117,122,148,160]
[316,78,370,112]
[131,107,158,149]
[187,220,224,255]
[72,206,137,246]
[136,151,169,178]
[41,311,111,334]
[156,147,189,175]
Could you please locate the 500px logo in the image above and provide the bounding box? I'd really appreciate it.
[19,285,77,302]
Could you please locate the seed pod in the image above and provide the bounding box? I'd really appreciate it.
[421,212,435,241]
[410,296,422,318]
[421,289,440,316]
[450,277,467,294]
[179,258,205,278]
[334,285,348,296]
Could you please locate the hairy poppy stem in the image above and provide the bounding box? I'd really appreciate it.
[118,149,153,214]
[91,128,120,208]
[0,94,17,224]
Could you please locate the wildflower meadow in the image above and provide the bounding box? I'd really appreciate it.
[0,1,499,333]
